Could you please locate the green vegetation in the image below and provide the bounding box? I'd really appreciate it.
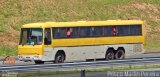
[0,45,17,56]
[18,64,160,77]
[0,0,160,55]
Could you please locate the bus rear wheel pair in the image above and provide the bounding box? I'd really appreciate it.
[105,49,125,60]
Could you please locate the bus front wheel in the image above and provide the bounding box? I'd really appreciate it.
[105,49,114,60]
[55,53,65,63]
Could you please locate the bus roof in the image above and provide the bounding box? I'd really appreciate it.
[21,20,143,28]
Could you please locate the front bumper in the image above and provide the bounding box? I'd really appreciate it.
[18,55,43,61]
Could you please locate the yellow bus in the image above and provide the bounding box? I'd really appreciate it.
[18,20,145,64]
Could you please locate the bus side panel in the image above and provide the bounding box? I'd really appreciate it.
[125,44,143,58]
[41,44,143,62]
[42,47,56,61]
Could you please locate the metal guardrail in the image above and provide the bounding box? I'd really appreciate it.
[1,58,160,72]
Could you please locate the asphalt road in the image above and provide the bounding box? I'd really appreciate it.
[1,52,160,66]
[1,52,160,77]
[126,52,160,59]
[36,72,108,77]
[36,68,160,77]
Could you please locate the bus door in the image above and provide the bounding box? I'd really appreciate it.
[43,28,53,61]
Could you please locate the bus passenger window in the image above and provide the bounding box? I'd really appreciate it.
[44,28,51,45]
[79,27,91,37]
[130,25,142,35]
[91,27,103,37]
[103,26,113,36]
[70,28,79,38]
[66,28,71,37]
[53,28,67,38]
[117,26,130,36]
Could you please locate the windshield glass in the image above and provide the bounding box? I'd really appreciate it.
[19,28,43,45]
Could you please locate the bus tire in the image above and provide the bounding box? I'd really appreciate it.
[55,52,65,63]
[105,49,114,60]
[115,49,125,60]
[34,61,44,64]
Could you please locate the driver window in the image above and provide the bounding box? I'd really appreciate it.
[44,28,51,45]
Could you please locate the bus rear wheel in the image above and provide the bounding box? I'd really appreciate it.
[115,49,125,60]
[34,61,44,64]
[55,53,65,63]
[105,49,114,60]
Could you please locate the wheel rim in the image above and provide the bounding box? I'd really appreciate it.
[118,52,122,58]
[56,54,64,63]
[57,56,62,62]
[106,52,114,60]
[116,50,124,59]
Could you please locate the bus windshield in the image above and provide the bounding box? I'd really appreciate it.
[19,28,43,45]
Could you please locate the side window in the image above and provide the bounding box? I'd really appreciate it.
[44,28,51,45]
[117,26,130,36]
[130,25,142,35]
[69,27,79,38]
[53,28,67,38]
[91,27,103,37]
[103,26,113,36]
[79,27,91,37]
[53,27,79,38]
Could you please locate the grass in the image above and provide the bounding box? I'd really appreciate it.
[146,40,160,50]
[137,0,160,4]
[0,0,160,55]
[18,64,160,77]
[0,45,17,56]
